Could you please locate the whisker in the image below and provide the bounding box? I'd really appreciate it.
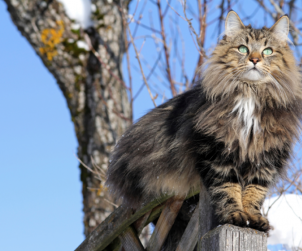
[267,74,288,103]
[260,65,294,97]
[204,65,246,98]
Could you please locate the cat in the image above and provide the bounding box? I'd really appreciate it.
[106,10,302,244]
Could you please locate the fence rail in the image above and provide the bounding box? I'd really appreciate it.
[75,180,267,251]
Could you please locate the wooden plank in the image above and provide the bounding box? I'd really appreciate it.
[118,210,152,251]
[198,180,217,239]
[175,203,200,251]
[75,188,200,251]
[256,234,261,251]
[199,224,267,251]
[146,197,184,251]
[251,232,256,251]
[75,194,170,251]
[134,210,152,234]
[239,227,246,251]
[145,203,166,225]
[232,230,239,251]
[225,229,232,251]
[118,226,144,251]
[198,179,219,251]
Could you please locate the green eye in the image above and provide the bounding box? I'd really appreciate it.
[263,48,273,55]
[238,45,248,54]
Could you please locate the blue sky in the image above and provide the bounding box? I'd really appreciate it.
[0,0,301,250]
[0,1,83,250]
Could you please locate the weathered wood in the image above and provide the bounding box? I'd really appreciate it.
[200,224,267,251]
[118,210,152,251]
[175,203,200,251]
[197,179,267,251]
[75,194,169,251]
[134,210,152,234]
[198,180,217,238]
[118,226,144,251]
[146,197,184,251]
[145,203,166,225]
[75,188,200,251]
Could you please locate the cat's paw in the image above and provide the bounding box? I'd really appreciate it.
[224,211,250,227]
[249,214,270,233]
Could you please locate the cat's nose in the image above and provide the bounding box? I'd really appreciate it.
[249,58,261,65]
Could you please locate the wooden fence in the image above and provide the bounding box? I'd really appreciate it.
[75,180,267,251]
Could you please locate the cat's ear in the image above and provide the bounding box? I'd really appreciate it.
[270,15,289,42]
[225,11,245,37]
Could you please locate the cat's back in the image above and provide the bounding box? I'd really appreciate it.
[106,86,206,206]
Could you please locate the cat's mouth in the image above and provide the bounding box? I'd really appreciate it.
[242,67,264,81]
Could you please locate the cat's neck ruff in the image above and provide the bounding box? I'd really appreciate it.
[232,89,261,141]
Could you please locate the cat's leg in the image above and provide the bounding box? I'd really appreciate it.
[242,183,270,232]
[241,146,289,232]
[201,164,250,228]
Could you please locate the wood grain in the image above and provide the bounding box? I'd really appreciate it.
[146,197,184,251]
[200,224,267,251]
[119,226,145,251]
[75,188,200,251]
[175,203,200,251]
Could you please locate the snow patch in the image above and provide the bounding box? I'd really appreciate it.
[76,41,89,51]
[58,0,92,28]
[263,194,302,250]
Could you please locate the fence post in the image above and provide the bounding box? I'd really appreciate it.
[198,179,268,251]
[198,180,218,250]
[199,224,267,251]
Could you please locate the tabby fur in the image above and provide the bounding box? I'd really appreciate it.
[106,11,302,246]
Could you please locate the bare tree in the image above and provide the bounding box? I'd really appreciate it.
[3,0,302,240]
[3,0,132,236]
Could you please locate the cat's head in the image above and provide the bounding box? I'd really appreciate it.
[203,11,301,106]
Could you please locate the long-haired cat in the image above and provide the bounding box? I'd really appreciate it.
[106,11,302,248]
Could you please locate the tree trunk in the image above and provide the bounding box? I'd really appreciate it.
[4,0,131,236]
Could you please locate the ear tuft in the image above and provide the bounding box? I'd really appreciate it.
[225,11,245,37]
[270,15,289,41]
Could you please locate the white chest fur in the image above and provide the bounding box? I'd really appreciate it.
[232,97,260,138]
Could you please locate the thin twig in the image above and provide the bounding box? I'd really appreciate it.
[90,156,107,177]
[157,0,176,96]
[84,33,130,90]
[265,172,301,216]
[181,0,208,58]
[103,198,119,208]
[74,154,105,181]
[133,52,162,101]
[127,26,157,107]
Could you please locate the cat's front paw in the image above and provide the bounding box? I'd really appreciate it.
[249,214,270,233]
[224,211,250,227]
